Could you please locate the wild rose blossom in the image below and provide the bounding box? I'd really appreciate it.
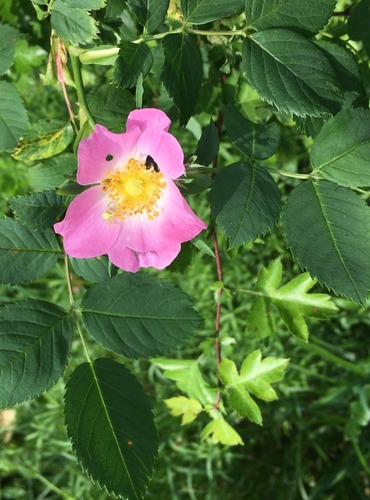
[54,108,207,272]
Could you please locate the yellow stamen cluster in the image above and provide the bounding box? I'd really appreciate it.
[101,158,166,221]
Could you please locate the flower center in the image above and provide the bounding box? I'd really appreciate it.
[101,158,166,221]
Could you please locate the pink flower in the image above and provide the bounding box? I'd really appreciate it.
[54,108,207,272]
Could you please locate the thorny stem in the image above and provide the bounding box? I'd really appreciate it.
[69,52,96,129]
[212,109,225,412]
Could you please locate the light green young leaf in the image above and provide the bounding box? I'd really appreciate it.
[61,0,107,8]
[201,415,244,446]
[153,358,217,406]
[0,217,60,285]
[242,29,342,116]
[65,358,157,500]
[0,81,29,151]
[81,274,201,358]
[219,352,289,424]
[211,162,281,247]
[14,119,74,162]
[164,396,203,425]
[249,259,338,340]
[311,108,370,188]
[245,0,336,35]
[0,300,72,407]
[283,180,370,303]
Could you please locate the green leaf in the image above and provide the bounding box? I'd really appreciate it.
[311,108,370,188]
[87,84,135,133]
[0,299,72,407]
[81,274,201,358]
[315,40,367,109]
[164,396,203,425]
[249,259,338,340]
[223,104,280,161]
[242,29,342,117]
[10,191,68,231]
[211,162,281,247]
[65,358,157,499]
[114,41,153,89]
[161,33,202,125]
[348,0,370,55]
[219,352,289,424]
[28,153,77,191]
[283,180,370,303]
[0,81,29,151]
[201,416,244,446]
[70,256,113,282]
[127,0,169,33]
[61,0,107,8]
[152,358,217,406]
[195,120,219,166]
[0,217,60,285]
[0,23,19,75]
[181,0,245,24]
[245,0,336,35]
[51,0,98,45]
[14,119,74,162]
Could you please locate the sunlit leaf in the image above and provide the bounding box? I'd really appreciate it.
[164,396,203,425]
[51,0,98,45]
[242,29,342,116]
[14,119,74,162]
[181,0,245,24]
[311,108,370,188]
[0,23,19,75]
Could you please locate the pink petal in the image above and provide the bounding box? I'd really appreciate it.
[108,243,181,273]
[108,246,140,273]
[126,108,171,133]
[111,180,206,254]
[136,127,184,179]
[77,125,141,185]
[54,186,120,258]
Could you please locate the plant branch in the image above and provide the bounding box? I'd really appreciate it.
[69,52,95,129]
[212,109,225,412]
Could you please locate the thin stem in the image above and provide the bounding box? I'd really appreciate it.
[16,463,73,500]
[64,253,75,308]
[69,53,96,129]
[352,440,370,476]
[212,109,225,412]
[64,253,92,364]
[186,27,247,38]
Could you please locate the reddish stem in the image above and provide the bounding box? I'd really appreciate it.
[212,109,224,411]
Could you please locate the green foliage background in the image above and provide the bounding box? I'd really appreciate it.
[1,0,370,498]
